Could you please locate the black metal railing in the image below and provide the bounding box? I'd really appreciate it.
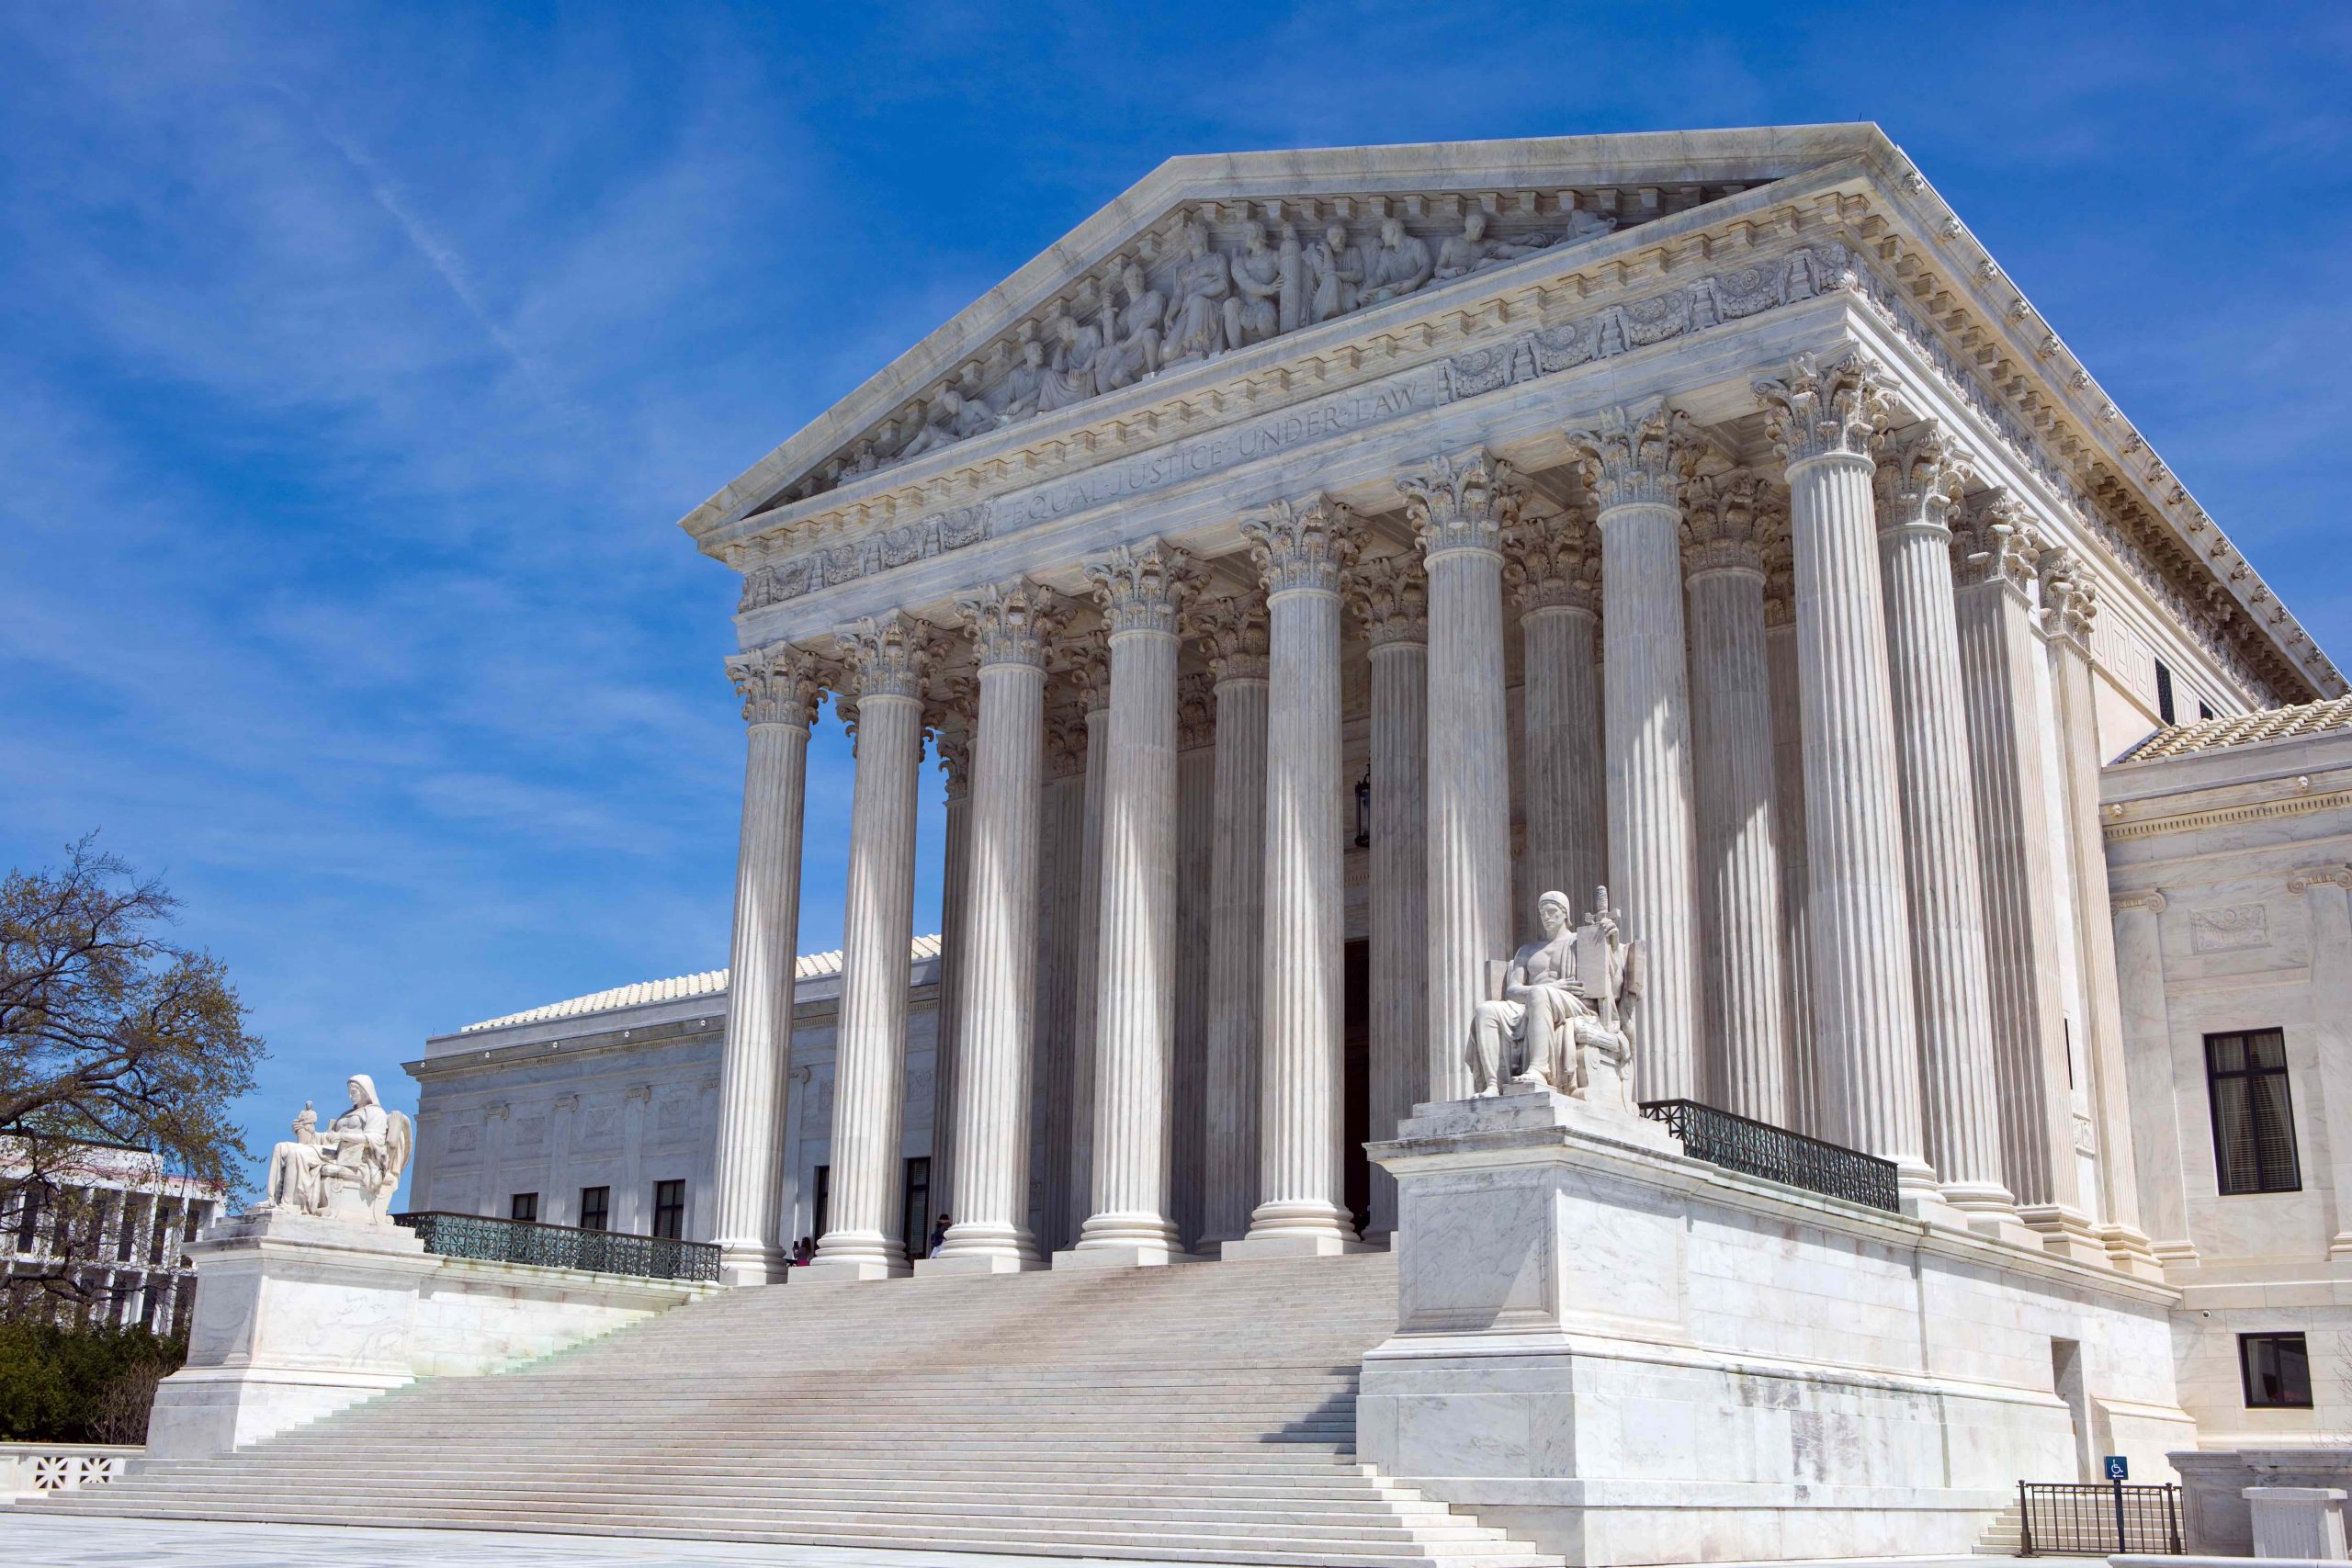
[393,1212,720,1283]
[1638,1099,1903,1213]
[2018,1481,2182,1555]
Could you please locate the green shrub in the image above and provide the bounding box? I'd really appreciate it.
[0,1320,185,1444]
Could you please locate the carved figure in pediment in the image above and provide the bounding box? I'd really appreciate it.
[1162,218,1232,367]
[1040,310,1105,412]
[895,389,982,465]
[1096,261,1166,394]
[1306,223,1364,323]
[997,338,1049,423]
[1275,224,1308,334]
[1433,210,1552,282]
[1361,217,1434,307]
[1561,208,1618,243]
[1225,219,1283,350]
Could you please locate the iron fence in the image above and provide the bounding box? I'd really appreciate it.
[1637,1099,1903,1213]
[393,1211,719,1283]
[2018,1481,2183,1555]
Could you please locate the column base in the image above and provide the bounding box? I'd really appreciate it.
[1221,1233,1375,1260]
[803,1229,910,1281]
[2098,1222,2168,1280]
[2015,1203,2110,1266]
[714,1243,790,1288]
[915,1247,1045,1276]
[915,1220,1043,1275]
[1056,1212,1190,1270]
[1936,1183,2044,1250]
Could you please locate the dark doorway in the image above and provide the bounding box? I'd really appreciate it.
[1344,940,1371,1235]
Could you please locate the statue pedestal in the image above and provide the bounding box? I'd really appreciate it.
[145,1209,436,1461]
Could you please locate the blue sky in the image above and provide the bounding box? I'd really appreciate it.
[5,2,2348,1196]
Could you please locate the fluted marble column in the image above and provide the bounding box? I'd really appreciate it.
[1172,678,1216,1249]
[709,641,822,1286]
[1033,700,1089,1252]
[2042,555,2159,1275]
[2109,888,2198,1268]
[1193,593,1270,1251]
[1681,473,1788,1122]
[1874,426,2011,1217]
[1350,553,1428,1241]
[1230,497,1364,1258]
[808,612,933,1280]
[1067,539,1194,1266]
[927,687,975,1225]
[930,582,1063,1273]
[1507,507,1606,924]
[1754,353,1930,1194]
[1062,634,1110,1247]
[1566,404,1702,1103]
[1951,499,2090,1248]
[1397,450,1518,1104]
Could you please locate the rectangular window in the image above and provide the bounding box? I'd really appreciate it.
[2241,1332,2313,1408]
[2155,660,2177,724]
[902,1156,933,1256]
[577,1186,610,1233]
[510,1191,538,1224]
[651,1179,685,1240]
[2207,1030,2301,1195]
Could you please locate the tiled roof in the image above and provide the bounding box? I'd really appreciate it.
[460,935,944,1033]
[2119,695,2352,763]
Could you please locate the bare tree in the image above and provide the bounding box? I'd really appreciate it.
[0,836,264,1317]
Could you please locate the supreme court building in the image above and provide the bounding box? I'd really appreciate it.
[394,129,2352,1539]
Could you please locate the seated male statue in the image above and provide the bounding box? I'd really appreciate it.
[1465,887,1645,1105]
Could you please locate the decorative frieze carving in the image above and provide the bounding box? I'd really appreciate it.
[1874,423,1970,536]
[741,501,993,611]
[1084,538,1198,637]
[1755,350,1893,466]
[1240,494,1361,596]
[838,611,936,702]
[1187,592,1271,682]
[1397,447,1523,558]
[1344,552,1430,647]
[1680,471,1767,577]
[957,578,1068,669]
[725,641,829,728]
[2188,903,2270,954]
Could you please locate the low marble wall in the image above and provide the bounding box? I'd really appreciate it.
[1363,1092,2198,1565]
[2174,1450,2352,1555]
[413,1256,718,1378]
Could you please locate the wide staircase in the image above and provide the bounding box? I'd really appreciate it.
[33,1249,1560,1566]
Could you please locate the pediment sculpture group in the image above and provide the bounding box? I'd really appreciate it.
[1465,886,1646,1111]
[258,1073,413,1224]
[836,206,1618,486]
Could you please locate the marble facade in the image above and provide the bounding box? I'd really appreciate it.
[383,126,2352,1559]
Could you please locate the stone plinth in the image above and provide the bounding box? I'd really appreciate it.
[145,1209,438,1461]
[1363,1092,2194,1564]
[2249,1487,2351,1562]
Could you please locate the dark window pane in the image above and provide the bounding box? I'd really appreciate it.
[578,1187,609,1233]
[2208,1031,2300,1195]
[651,1179,685,1241]
[510,1191,538,1224]
[2243,1333,2314,1408]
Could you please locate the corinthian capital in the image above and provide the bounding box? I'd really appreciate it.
[1564,401,1703,513]
[1503,507,1600,613]
[1758,494,1797,626]
[956,578,1068,669]
[726,641,829,728]
[1679,471,1768,577]
[1874,423,1973,536]
[2039,547,2100,648]
[1346,551,1430,646]
[1083,538,1198,637]
[1186,592,1270,682]
[837,611,935,701]
[1240,494,1361,596]
[1754,349,1893,466]
[1953,491,2043,595]
[1396,446,1523,558]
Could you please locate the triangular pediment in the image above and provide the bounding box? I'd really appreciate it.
[677,124,1892,539]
